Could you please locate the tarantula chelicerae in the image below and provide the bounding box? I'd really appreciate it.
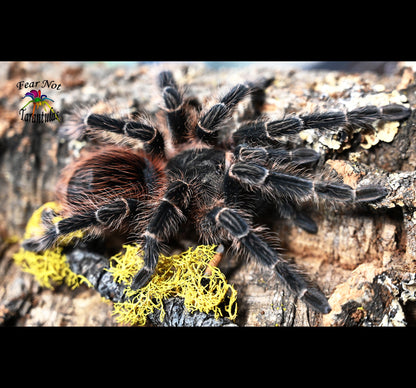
[23,70,411,314]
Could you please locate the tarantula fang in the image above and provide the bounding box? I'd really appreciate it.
[23,70,411,315]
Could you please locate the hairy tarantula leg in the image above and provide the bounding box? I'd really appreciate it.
[246,77,275,116]
[196,83,251,144]
[60,111,166,159]
[235,144,320,167]
[228,162,388,203]
[233,104,411,145]
[22,199,141,253]
[206,207,331,314]
[130,179,193,290]
[293,211,318,234]
[86,114,166,158]
[158,71,189,144]
[279,202,318,234]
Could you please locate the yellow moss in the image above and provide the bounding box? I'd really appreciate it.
[13,246,90,290]
[15,202,238,326]
[109,244,238,326]
[14,202,90,290]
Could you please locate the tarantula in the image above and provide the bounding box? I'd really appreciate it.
[23,70,411,314]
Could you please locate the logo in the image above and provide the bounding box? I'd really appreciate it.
[17,80,63,123]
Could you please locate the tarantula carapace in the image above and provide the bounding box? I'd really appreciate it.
[23,70,411,314]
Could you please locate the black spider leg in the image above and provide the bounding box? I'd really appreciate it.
[204,206,331,314]
[246,76,275,117]
[130,179,193,290]
[195,83,251,145]
[277,201,318,234]
[158,70,189,144]
[234,143,321,168]
[222,161,389,313]
[85,113,166,159]
[234,144,320,233]
[228,161,388,204]
[233,104,411,145]
[22,199,142,253]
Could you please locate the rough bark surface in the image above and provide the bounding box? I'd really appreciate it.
[1,61,415,326]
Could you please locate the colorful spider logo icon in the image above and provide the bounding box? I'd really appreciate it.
[21,89,61,122]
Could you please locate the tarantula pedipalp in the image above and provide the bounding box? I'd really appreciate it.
[23,70,411,315]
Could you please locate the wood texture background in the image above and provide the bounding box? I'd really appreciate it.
[1,61,415,326]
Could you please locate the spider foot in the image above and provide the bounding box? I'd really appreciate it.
[355,185,388,203]
[293,212,318,234]
[22,237,47,253]
[130,267,154,290]
[299,287,332,314]
[22,229,58,253]
[274,260,331,314]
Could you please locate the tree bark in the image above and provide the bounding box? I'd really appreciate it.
[1,61,415,326]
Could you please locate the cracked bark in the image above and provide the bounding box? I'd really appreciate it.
[1,61,415,326]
